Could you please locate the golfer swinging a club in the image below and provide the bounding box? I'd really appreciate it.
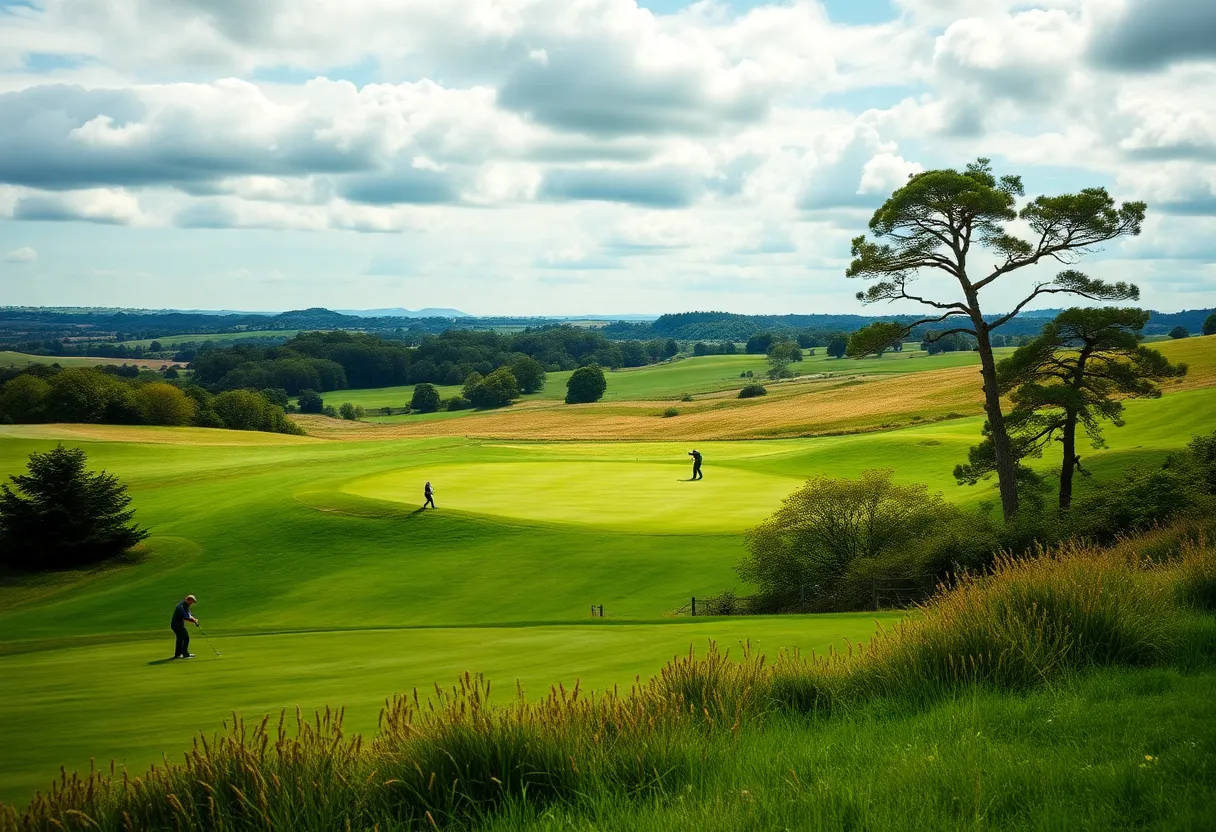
[171,594,199,659]
[688,449,703,480]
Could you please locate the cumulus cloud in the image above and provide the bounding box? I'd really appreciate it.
[4,246,37,262]
[1089,0,1216,71]
[13,188,146,224]
[540,166,704,208]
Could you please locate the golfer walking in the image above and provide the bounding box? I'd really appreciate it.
[171,594,199,659]
[689,449,703,480]
[423,481,436,509]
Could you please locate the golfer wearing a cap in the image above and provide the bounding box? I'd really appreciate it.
[171,594,199,659]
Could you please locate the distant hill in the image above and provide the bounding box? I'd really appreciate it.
[336,308,471,318]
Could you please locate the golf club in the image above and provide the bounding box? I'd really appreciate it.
[198,625,222,657]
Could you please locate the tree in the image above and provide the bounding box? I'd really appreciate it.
[766,340,803,363]
[846,158,1145,519]
[737,470,948,612]
[956,308,1187,510]
[46,368,128,423]
[0,445,149,570]
[565,364,607,403]
[136,383,196,426]
[826,334,848,359]
[0,375,51,423]
[468,367,520,408]
[745,332,775,354]
[1169,325,1189,339]
[297,389,324,414]
[1204,313,1216,337]
[410,383,441,413]
[339,402,359,420]
[664,339,679,358]
[511,356,547,394]
[846,322,905,358]
[693,342,711,356]
[462,371,484,401]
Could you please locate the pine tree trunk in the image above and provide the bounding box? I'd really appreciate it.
[1059,414,1077,511]
[975,323,1019,520]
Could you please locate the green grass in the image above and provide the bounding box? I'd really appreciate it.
[0,352,175,369]
[114,330,299,348]
[1,351,1213,814]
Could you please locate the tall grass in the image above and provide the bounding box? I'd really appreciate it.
[4,530,1213,831]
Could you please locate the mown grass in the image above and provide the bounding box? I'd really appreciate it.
[4,529,1213,830]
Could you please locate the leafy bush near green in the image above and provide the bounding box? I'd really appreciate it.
[738,383,767,398]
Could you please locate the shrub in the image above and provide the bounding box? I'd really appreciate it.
[445,395,471,411]
[739,470,953,612]
[1204,311,1216,336]
[410,383,441,413]
[212,390,303,435]
[339,402,360,420]
[322,405,338,418]
[1169,325,1189,339]
[0,445,148,570]
[565,365,607,404]
[738,384,767,398]
[681,394,693,402]
[662,407,679,417]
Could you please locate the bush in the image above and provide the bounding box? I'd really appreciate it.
[738,384,767,398]
[662,407,679,418]
[681,394,693,402]
[339,402,363,421]
[1169,325,1189,339]
[565,365,607,404]
[410,383,441,413]
[739,470,953,612]
[0,445,148,570]
[1204,312,1216,336]
[445,395,471,411]
[322,405,338,418]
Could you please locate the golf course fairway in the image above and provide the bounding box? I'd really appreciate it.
[2,338,1215,811]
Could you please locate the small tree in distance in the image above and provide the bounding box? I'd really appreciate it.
[566,365,607,404]
[846,158,1146,519]
[510,356,547,394]
[298,389,324,414]
[1203,312,1216,336]
[0,445,149,570]
[410,383,441,413]
[1169,325,1189,339]
[826,334,848,359]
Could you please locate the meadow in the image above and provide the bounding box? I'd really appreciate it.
[0,352,179,370]
[1,334,1214,824]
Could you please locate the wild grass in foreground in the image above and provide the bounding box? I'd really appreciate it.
[4,528,1215,831]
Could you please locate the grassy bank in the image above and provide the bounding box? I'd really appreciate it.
[5,528,1213,830]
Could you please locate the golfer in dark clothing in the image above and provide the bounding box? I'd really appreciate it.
[689,449,703,480]
[171,594,199,659]
[424,481,436,509]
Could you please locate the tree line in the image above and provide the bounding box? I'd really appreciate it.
[189,327,675,397]
[0,364,302,435]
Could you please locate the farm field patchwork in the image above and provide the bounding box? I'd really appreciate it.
[0,351,181,370]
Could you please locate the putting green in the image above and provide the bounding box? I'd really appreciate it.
[342,461,804,532]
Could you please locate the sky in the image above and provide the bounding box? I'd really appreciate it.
[0,0,1214,316]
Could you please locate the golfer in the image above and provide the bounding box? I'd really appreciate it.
[689,449,703,480]
[424,481,436,509]
[171,594,199,659]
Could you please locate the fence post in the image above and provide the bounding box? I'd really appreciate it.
[691,596,696,617]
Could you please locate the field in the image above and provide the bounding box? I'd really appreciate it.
[114,330,299,348]
[0,352,181,370]
[1,334,1214,820]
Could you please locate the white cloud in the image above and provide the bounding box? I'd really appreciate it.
[4,246,37,263]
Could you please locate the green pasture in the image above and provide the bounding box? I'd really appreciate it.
[1,382,1214,807]
[115,330,299,348]
[0,352,176,369]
